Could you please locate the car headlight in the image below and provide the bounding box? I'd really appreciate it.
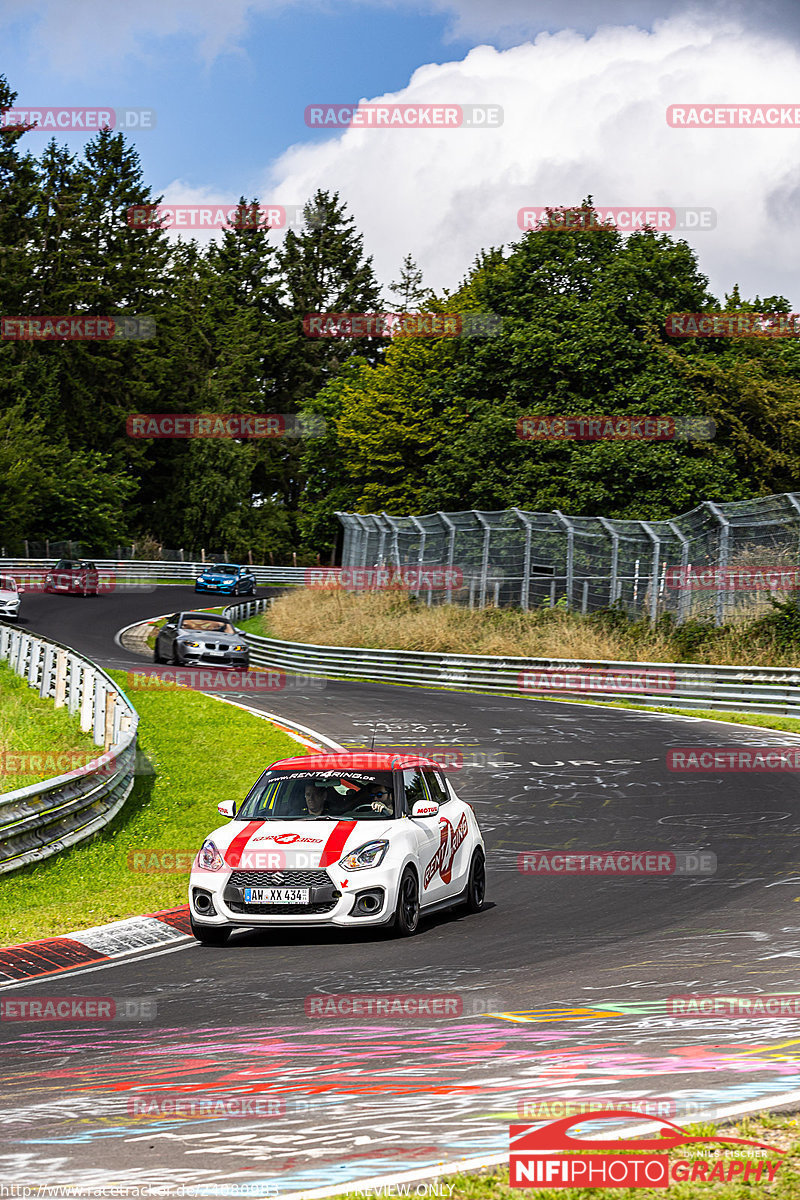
[232,644,247,651]
[184,641,201,648]
[197,839,224,871]
[339,840,389,871]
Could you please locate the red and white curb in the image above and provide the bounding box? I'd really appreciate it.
[0,907,192,983]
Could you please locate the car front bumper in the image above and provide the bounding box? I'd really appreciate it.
[189,866,394,928]
[194,581,236,593]
[175,647,249,668]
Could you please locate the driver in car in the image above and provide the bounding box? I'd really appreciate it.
[304,782,350,817]
[359,782,393,814]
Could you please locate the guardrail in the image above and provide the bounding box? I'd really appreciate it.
[0,626,139,875]
[0,558,308,586]
[224,598,800,717]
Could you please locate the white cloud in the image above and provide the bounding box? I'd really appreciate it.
[259,15,800,307]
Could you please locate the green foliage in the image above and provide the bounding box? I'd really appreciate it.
[750,596,800,651]
[3,83,800,560]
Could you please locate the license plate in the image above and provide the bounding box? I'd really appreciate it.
[243,887,309,904]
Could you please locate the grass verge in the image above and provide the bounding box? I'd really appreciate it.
[0,659,97,790]
[0,675,305,944]
[254,588,800,668]
[325,1113,798,1199]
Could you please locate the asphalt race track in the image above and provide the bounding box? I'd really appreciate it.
[2,586,800,1195]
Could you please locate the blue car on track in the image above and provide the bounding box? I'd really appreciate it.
[194,563,257,596]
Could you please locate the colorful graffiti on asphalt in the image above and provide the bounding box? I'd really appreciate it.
[1,1012,800,1193]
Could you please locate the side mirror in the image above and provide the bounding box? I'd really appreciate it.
[411,799,439,819]
[16,587,24,594]
[217,799,237,818]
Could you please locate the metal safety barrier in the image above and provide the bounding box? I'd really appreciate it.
[0,626,139,875]
[224,598,800,717]
[0,558,308,587]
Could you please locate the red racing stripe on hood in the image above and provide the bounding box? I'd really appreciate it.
[319,821,358,867]
[225,821,264,868]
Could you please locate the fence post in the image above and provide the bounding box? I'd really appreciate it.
[474,513,492,608]
[640,522,661,623]
[352,514,371,568]
[80,667,94,733]
[553,511,574,611]
[668,521,690,624]
[437,512,457,603]
[409,517,427,599]
[705,501,730,626]
[597,517,619,605]
[512,508,533,610]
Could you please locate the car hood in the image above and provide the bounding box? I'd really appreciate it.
[0,588,18,600]
[180,631,239,644]
[201,818,393,869]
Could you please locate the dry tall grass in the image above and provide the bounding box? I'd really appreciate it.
[264,588,798,666]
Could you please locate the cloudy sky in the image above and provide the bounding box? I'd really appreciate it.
[3,0,800,303]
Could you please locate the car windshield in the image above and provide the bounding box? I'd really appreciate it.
[181,617,235,633]
[0,576,17,592]
[209,564,239,574]
[53,560,79,571]
[237,770,397,820]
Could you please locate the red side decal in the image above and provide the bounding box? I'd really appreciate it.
[225,821,264,868]
[319,821,357,868]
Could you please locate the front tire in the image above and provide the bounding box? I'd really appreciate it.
[153,641,163,663]
[463,848,486,914]
[190,920,230,946]
[393,867,420,936]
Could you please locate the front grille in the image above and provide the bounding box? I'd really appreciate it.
[226,900,338,915]
[228,869,330,888]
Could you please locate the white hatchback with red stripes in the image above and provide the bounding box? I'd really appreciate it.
[189,753,486,942]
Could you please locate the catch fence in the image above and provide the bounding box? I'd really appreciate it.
[337,494,800,624]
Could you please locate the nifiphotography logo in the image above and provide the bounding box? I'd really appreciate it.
[509,1111,783,1188]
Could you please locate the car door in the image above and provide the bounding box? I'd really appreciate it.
[403,768,449,906]
[422,769,471,899]
[159,614,181,656]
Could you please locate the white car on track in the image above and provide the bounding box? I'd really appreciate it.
[189,752,486,943]
[0,575,21,621]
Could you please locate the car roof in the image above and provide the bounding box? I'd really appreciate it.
[268,752,446,772]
